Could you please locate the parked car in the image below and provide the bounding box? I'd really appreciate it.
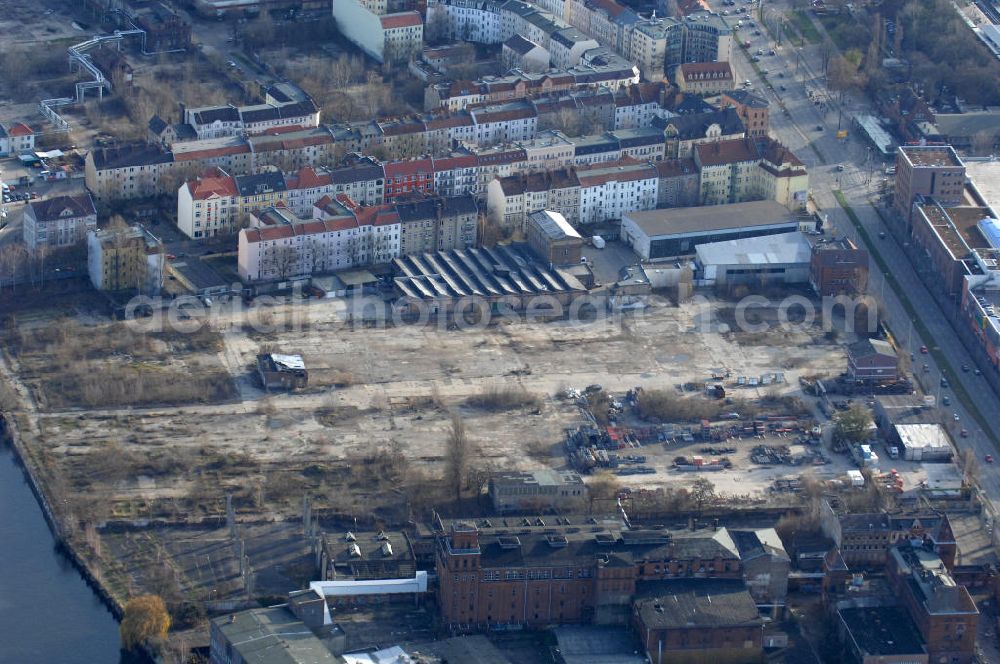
[940,377,949,388]
[942,395,950,406]
[953,412,960,421]
[919,345,928,354]
[986,454,993,463]
[961,363,969,372]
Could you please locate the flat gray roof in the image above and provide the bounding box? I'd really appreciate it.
[624,200,795,238]
[695,231,812,267]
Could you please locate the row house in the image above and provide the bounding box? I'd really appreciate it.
[177,164,364,239]
[694,138,760,206]
[238,201,401,283]
[486,168,581,232]
[656,106,745,159]
[468,101,538,146]
[84,144,177,201]
[326,154,386,206]
[720,89,769,138]
[384,158,436,202]
[395,194,479,255]
[654,158,700,207]
[612,82,665,130]
[431,153,480,197]
[423,50,637,111]
[576,157,658,224]
[569,127,665,165]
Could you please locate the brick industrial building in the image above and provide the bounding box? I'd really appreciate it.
[434,519,787,630]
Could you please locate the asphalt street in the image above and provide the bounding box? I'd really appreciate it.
[715,0,1000,517]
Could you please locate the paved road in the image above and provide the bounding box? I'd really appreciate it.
[715,0,1000,515]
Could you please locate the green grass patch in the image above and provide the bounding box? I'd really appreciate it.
[787,10,822,44]
[834,192,997,444]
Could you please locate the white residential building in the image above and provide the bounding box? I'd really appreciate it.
[23,193,98,251]
[238,203,401,283]
[576,158,659,224]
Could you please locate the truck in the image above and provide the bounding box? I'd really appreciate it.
[592,235,606,249]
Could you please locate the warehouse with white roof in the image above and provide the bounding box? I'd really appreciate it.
[694,231,813,288]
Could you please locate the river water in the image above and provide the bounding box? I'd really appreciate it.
[0,441,133,663]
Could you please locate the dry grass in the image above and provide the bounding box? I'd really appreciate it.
[464,385,541,412]
[636,389,726,423]
[5,320,234,409]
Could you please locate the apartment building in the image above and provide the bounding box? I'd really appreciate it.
[576,157,658,224]
[23,193,98,251]
[658,106,745,159]
[87,225,164,294]
[487,168,581,232]
[675,61,735,96]
[694,138,760,205]
[548,27,600,67]
[395,194,479,254]
[431,153,480,197]
[720,89,769,138]
[4,122,35,155]
[694,137,808,208]
[237,199,401,283]
[612,82,665,130]
[333,0,423,64]
[85,143,176,201]
[809,237,869,296]
[177,166,352,239]
[654,158,700,207]
[384,158,435,202]
[468,101,539,145]
[894,145,966,226]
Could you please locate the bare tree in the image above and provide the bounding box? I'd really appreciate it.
[0,244,28,293]
[971,130,996,157]
[270,245,300,280]
[444,413,468,502]
[332,54,354,89]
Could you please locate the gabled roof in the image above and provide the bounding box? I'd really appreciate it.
[504,34,541,56]
[380,10,422,29]
[235,171,287,197]
[384,158,433,177]
[722,88,769,109]
[28,194,96,222]
[90,143,173,170]
[634,580,762,629]
[661,107,745,141]
[148,115,168,135]
[678,61,734,80]
[694,137,758,167]
[8,122,33,137]
[188,173,238,200]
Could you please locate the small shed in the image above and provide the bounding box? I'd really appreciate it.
[895,424,953,462]
[257,353,308,390]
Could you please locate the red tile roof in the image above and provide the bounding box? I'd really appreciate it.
[174,144,250,162]
[432,154,478,171]
[8,122,33,137]
[380,11,422,30]
[188,175,238,200]
[694,138,759,167]
[287,165,331,190]
[384,158,433,177]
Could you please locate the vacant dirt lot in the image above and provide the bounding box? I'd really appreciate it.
[2,291,857,531]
